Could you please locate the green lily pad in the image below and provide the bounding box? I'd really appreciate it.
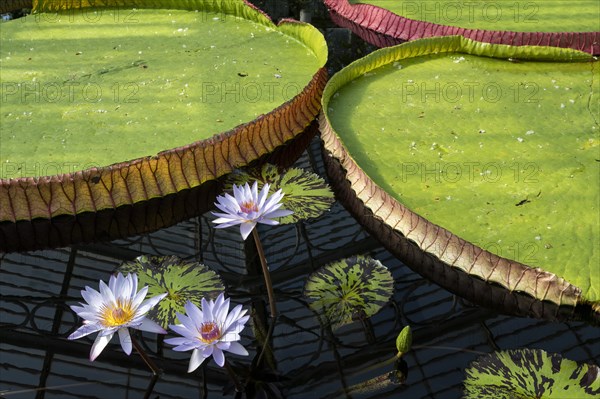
[320,36,599,320]
[463,348,600,398]
[225,163,335,224]
[0,0,327,229]
[117,255,224,328]
[325,0,600,53]
[304,255,394,329]
[1,1,321,174]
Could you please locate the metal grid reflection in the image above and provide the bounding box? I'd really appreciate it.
[1,136,599,399]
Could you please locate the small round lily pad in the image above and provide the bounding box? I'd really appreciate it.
[225,163,335,224]
[304,255,394,329]
[117,255,225,328]
[463,348,600,398]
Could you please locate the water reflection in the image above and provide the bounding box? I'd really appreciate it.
[1,138,598,398]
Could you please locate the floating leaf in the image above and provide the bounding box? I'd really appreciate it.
[0,0,328,252]
[324,0,600,54]
[117,255,224,328]
[395,325,412,356]
[320,35,599,322]
[226,163,335,224]
[304,255,394,329]
[463,348,600,398]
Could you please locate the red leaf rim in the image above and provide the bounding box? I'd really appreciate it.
[324,0,600,54]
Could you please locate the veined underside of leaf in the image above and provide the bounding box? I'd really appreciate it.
[320,36,599,323]
[0,0,328,251]
[324,0,600,54]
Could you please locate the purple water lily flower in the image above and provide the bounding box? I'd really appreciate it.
[165,293,250,371]
[212,181,293,240]
[68,273,167,361]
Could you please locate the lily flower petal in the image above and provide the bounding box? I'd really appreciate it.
[68,273,167,361]
[165,294,249,370]
[138,317,167,335]
[68,323,104,340]
[239,222,256,240]
[212,348,225,367]
[226,341,249,356]
[189,348,207,372]
[118,328,132,355]
[212,182,293,240]
[90,333,113,361]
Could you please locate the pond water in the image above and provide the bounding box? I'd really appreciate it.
[1,136,598,398]
[1,2,598,399]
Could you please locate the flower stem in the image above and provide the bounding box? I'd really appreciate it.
[131,335,161,399]
[352,353,400,377]
[256,314,277,367]
[251,229,278,371]
[224,360,244,393]
[252,228,277,318]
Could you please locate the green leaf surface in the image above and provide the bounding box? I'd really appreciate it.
[0,0,327,230]
[463,348,600,398]
[352,0,600,32]
[117,255,224,328]
[304,255,394,329]
[323,36,599,305]
[226,163,335,223]
[0,2,321,178]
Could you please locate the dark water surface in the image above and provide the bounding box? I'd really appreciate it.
[2,136,598,398]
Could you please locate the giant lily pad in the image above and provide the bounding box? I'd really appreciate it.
[304,255,394,329]
[320,36,599,322]
[117,255,225,328]
[0,0,327,252]
[463,348,600,398]
[324,0,600,54]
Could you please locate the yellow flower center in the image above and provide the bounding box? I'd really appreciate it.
[199,321,221,343]
[100,299,135,327]
[240,200,258,214]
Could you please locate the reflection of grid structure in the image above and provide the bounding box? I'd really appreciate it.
[1,136,598,398]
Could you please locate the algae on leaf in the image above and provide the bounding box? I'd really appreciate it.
[320,36,599,319]
[0,7,320,177]
[0,0,328,236]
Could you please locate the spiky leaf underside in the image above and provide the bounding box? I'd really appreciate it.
[117,255,225,328]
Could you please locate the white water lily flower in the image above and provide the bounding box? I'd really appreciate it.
[212,181,293,240]
[165,293,250,371]
[68,273,167,361]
